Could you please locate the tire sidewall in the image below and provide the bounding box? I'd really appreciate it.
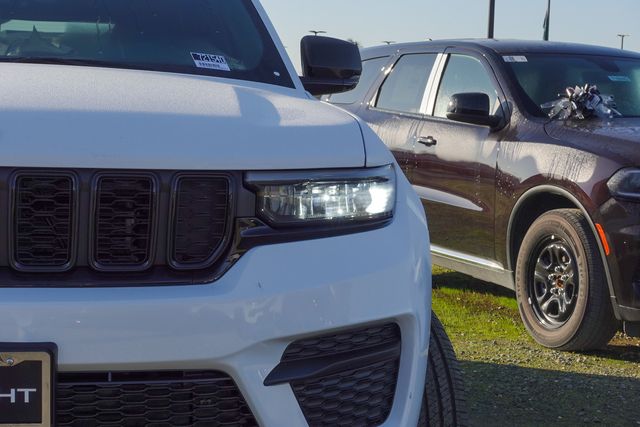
[515,213,590,348]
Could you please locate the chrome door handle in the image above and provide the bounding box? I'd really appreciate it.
[417,136,437,147]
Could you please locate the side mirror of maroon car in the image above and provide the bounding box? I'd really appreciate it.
[446,92,502,129]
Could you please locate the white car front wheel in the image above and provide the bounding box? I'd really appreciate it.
[419,312,468,427]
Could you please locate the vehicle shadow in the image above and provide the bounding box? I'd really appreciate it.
[585,341,640,363]
[461,361,640,426]
[433,268,640,357]
[432,268,515,299]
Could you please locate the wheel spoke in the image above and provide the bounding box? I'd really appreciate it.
[541,295,557,316]
[534,263,549,283]
[550,245,562,266]
[558,297,567,314]
[563,264,575,279]
[537,289,552,305]
[564,283,577,305]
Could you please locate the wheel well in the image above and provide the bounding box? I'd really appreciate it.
[509,192,577,271]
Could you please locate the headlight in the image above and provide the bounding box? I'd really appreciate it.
[245,165,396,226]
[607,168,640,200]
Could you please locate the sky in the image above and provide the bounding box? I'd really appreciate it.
[260,0,639,71]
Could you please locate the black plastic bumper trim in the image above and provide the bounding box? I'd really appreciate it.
[263,342,401,386]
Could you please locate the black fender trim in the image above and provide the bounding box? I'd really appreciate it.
[506,185,621,320]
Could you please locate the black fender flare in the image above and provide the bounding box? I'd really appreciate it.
[506,185,621,319]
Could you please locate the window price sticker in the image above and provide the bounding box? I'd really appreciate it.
[503,55,528,63]
[191,52,231,71]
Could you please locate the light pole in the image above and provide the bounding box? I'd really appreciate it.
[618,34,630,50]
[543,0,551,41]
[487,0,495,39]
[309,30,327,36]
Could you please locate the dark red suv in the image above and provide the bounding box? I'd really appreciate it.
[328,39,640,350]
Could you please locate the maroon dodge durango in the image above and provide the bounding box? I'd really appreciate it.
[328,39,640,350]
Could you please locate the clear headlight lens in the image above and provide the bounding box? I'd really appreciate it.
[246,165,396,226]
[607,168,640,200]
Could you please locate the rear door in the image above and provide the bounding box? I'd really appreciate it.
[413,50,508,260]
[355,51,442,178]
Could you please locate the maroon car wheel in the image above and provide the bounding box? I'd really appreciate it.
[515,209,618,350]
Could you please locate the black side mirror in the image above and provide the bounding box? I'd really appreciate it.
[300,36,362,96]
[446,93,501,128]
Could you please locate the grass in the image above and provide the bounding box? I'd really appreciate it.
[431,266,640,426]
[432,267,521,341]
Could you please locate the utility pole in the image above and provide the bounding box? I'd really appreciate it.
[309,30,327,36]
[543,0,551,41]
[487,0,496,39]
[618,34,629,49]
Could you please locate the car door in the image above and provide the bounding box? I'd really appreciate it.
[356,51,441,179]
[413,50,508,261]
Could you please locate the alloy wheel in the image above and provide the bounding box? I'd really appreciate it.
[528,237,579,328]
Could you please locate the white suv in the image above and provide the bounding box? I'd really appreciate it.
[0,1,465,426]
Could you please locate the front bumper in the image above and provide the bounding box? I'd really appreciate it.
[0,178,431,426]
[599,197,640,319]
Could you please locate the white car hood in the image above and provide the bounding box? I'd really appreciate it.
[0,63,366,170]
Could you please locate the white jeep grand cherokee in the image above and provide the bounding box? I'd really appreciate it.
[0,1,465,426]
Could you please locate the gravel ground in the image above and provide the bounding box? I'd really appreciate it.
[458,338,640,426]
[432,267,640,426]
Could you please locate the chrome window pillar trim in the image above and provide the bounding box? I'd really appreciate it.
[419,53,447,116]
[368,60,395,108]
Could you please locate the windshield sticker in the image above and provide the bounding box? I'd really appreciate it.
[608,75,632,82]
[191,52,231,71]
[503,55,528,63]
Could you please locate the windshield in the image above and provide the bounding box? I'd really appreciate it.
[0,0,294,88]
[506,54,640,118]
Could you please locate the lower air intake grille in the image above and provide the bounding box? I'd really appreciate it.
[285,323,401,427]
[291,359,399,427]
[283,323,401,362]
[93,175,155,270]
[13,174,75,270]
[55,371,258,427]
[171,176,230,268]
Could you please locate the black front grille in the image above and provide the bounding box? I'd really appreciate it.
[0,168,237,287]
[171,176,230,269]
[283,324,401,427]
[93,175,156,270]
[55,371,257,427]
[12,174,75,270]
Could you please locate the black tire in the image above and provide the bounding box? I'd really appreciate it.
[418,312,468,427]
[515,209,618,351]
